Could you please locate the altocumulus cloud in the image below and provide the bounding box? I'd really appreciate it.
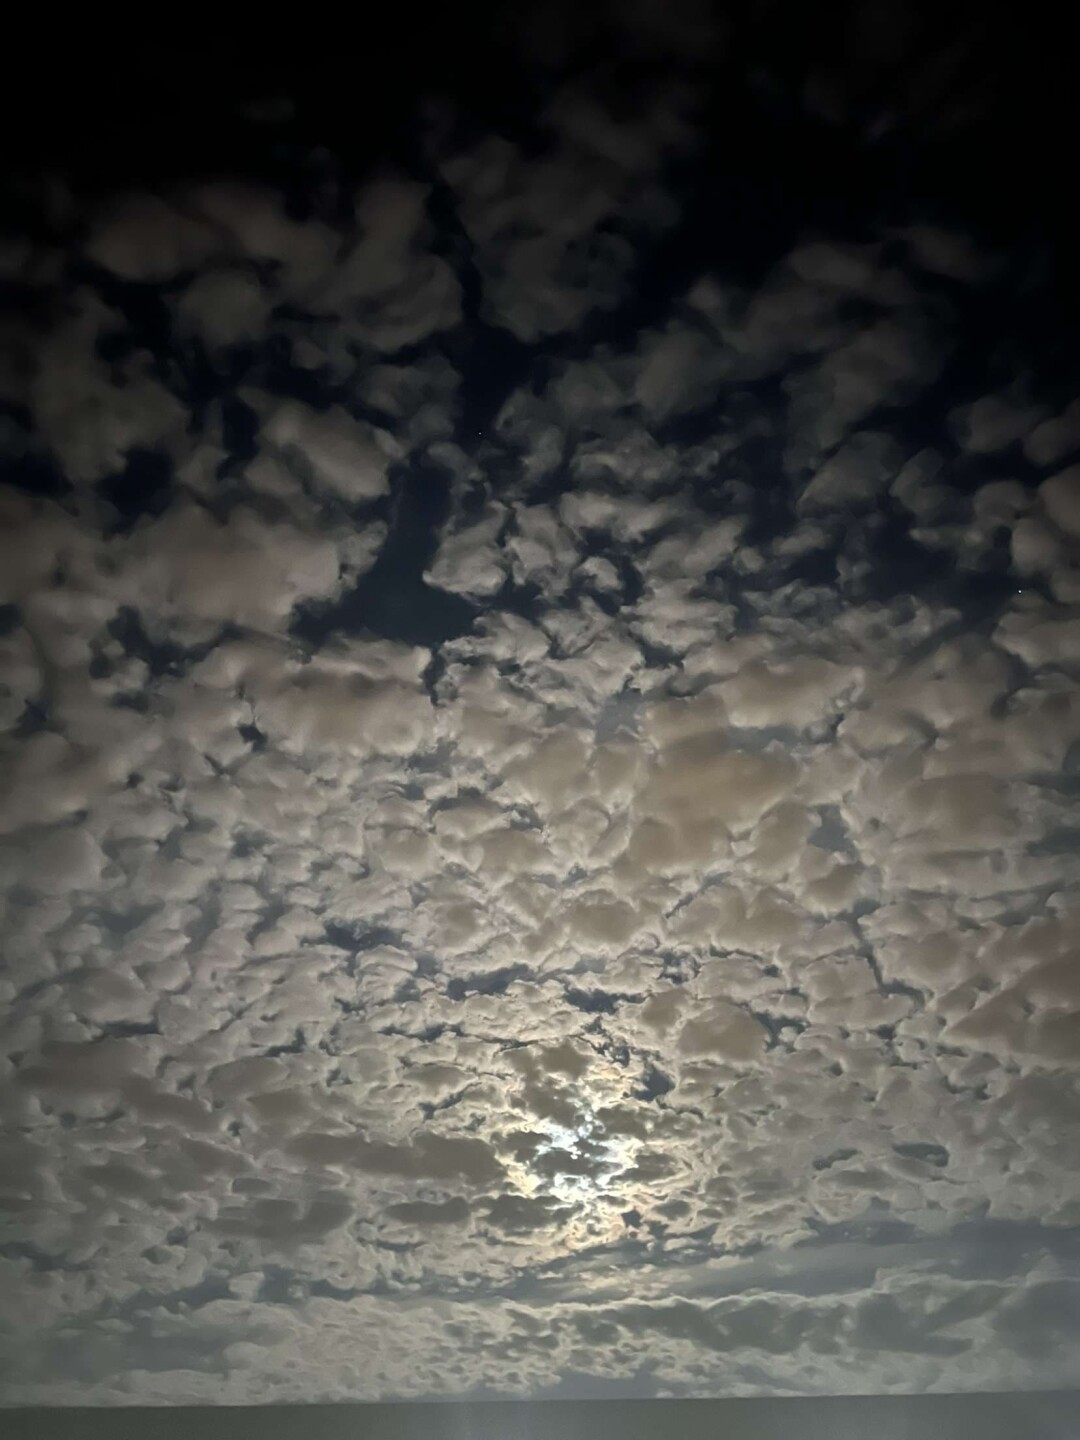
[1,0,1079,1408]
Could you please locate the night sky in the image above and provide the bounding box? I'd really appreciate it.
[2,1,1080,1419]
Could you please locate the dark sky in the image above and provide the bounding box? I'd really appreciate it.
[2,0,1079,1416]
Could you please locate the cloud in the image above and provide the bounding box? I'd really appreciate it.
[435,81,696,342]
[2,25,1079,1405]
[255,400,399,504]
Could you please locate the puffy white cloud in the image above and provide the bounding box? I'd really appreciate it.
[799,431,902,510]
[425,502,509,598]
[183,182,339,291]
[11,825,108,896]
[29,290,188,484]
[948,393,1046,455]
[84,195,221,281]
[631,324,731,421]
[995,608,1080,668]
[719,656,861,729]
[437,81,694,341]
[1025,401,1080,468]
[505,503,580,595]
[115,499,346,639]
[309,177,462,350]
[255,399,398,504]
[174,269,272,350]
[1040,466,1080,538]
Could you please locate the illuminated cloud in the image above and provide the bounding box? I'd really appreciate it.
[1,0,1077,1411]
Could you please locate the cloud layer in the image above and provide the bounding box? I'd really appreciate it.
[1,0,1078,1407]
